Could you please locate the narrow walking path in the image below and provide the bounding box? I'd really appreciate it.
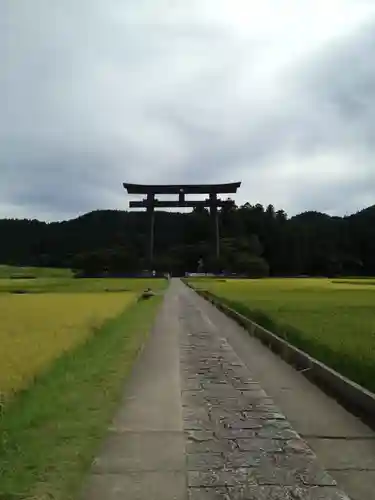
[82,280,375,499]
[82,283,185,499]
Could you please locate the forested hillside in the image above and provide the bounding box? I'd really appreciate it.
[1,201,374,276]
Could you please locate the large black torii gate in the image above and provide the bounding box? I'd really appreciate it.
[123,182,241,269]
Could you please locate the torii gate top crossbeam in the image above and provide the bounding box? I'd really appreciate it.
[123,182,241,195]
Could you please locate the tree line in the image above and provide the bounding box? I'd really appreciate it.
[0,200,374,277]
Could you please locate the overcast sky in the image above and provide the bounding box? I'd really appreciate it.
[2,1,375,221]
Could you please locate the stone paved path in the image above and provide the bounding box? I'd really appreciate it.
[82,280,353,500]
[178,285,349,500]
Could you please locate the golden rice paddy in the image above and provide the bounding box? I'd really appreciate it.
[0,292,135,399]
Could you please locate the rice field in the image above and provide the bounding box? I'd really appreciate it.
[0,264,72,278]
[0,272,165,402]
[0,276,166,294]
[189,278,375,393]
[0,288,162,500]
[0,292,136,400]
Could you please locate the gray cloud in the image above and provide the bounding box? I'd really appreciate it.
[1,0,375,220]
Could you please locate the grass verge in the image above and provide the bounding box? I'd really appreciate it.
[0,296,161,500]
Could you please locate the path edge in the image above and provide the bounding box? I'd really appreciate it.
[185,283,375,430]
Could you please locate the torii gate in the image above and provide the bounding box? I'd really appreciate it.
[123,182,241,269]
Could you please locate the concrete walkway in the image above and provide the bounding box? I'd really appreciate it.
[81,280,375,500]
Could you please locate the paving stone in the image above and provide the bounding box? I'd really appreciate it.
[241,411,286,420]
[207,407,242,423]
[182,391,205,404]
[202,379,228,385]
[231,375,258,383]
[183,381,203,391]
[227,361,243,367]
[195,365,220,371]
[234,418,296,436]
[240,400,279,411]
[239,389,270,399]
[236,438,284,453]
[203,397,245,408]
[188,484,349,499]
[231,381,264,390]
[214,428,267,439]
[188,487,231,499]
[181,369,200,377]
[183,407,210,420]
[218,426,300,440]
[221,418,265,430]
[182,400,206,411]
[187,453,226,470]
[186,437,237,454]
[204,375,229,383]
[201,391,239,401]
[188,469,256,487]
[202,382,234,390]
[257,426,300,440]
[227,486,351,500]
[226,451,263,468]
[183,419,214,431]
[182,410,212,431]
[230,437,312,456]
[185,430,215,442]
[249,456,337,486]
[284,438,316,456]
